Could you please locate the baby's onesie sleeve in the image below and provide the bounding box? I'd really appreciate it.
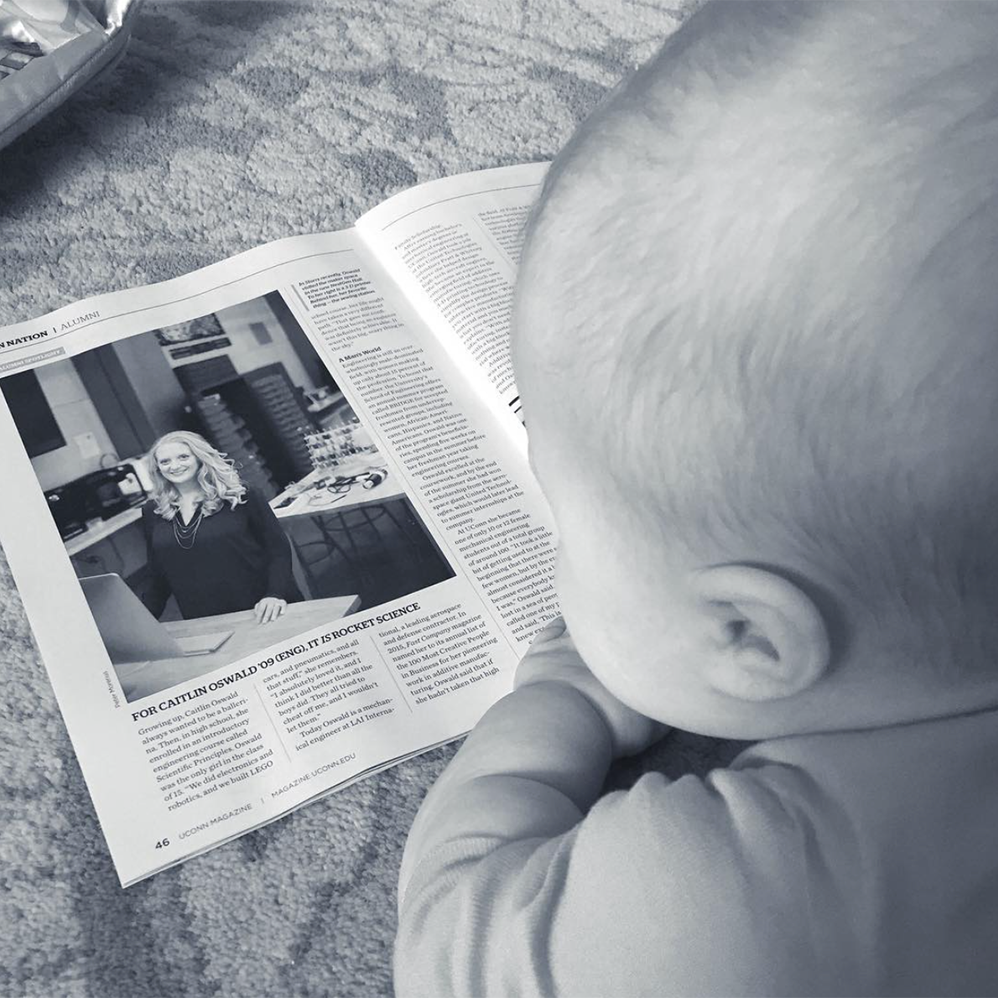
[395,767,834,997]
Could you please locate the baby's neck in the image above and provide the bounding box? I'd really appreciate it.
[764,660,998,741]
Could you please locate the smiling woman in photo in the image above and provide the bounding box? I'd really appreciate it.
[139,430,303,622]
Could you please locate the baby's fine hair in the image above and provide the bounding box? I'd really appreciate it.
[518,1,998,672]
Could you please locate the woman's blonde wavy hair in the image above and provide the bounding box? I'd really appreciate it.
[146,431,247,520]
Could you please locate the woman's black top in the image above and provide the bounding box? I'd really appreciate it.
[140,488,303,619]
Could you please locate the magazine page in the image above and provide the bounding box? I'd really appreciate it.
[356,161,548,435]
[0,226,558,885]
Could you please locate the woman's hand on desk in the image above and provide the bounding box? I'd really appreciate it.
[255,596,288,624]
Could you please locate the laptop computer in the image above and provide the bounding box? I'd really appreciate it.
[80,573,232,665]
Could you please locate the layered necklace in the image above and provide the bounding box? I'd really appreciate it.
[172,500,205,550]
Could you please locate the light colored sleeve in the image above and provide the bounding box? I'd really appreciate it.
[394,768,829,997]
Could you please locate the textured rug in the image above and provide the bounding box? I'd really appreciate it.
[0,3,743,996]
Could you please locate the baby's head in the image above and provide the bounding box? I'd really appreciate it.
[512,1,998,738]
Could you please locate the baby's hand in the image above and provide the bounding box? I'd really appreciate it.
[514,617,668,758]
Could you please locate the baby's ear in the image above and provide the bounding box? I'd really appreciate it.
[692,565,831,703]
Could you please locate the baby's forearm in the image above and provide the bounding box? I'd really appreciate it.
[398,680,614,903]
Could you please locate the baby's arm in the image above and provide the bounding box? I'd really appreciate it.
[398,618,663,896]
[396,618,665,994]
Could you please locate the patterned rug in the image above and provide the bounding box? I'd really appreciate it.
[0,3,739,996]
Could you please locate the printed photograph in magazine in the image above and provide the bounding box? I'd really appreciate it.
[0,289,454,703]
[0,166,562,884]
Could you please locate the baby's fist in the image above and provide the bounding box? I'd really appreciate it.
[514,617,668,758]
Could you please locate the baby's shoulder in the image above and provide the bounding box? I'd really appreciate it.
[595,762,827,859]
[558,767,846,993]
[581,757,865,925]
[562,767,813,918]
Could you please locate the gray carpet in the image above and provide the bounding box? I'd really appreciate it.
[0,3,740,996]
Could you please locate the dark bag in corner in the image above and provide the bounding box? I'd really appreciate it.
[0,0,143,152]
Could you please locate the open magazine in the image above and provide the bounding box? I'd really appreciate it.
[0,162,558,886]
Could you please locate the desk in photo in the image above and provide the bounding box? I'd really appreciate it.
[64,506,143,557]
[117,593,361,702]
[270,464,406,519]
[271,463,418,588]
